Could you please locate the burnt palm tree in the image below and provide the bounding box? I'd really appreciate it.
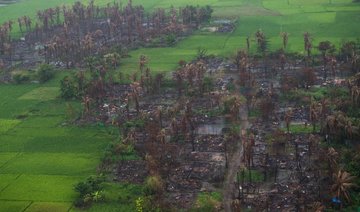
[311,201,325,212]
[318,41,336,81]
[229,95,243,122]
[310,100,318,132]
[18,17,23,34]
[255,29,269,75]
[329,56,337,78]
[139,54,148,74]
[332,170,356,203]
[280,31,289,50]
[344,119,353,139]
[82,96,92,116]
[304,32,312,58]
[284,109,292,133]
[130,81,142,113]
[154,106,163,128]
[279,52,286,71]
[350,85,360,106]
[157,128,166,144]
[104,53,121,69]
[325,147,339,174]
[246,35,250,52]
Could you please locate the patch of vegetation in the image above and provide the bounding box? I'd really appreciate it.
[194,107,223,118]
[79,183,143,212]
[0,119,21,134]
[193,191,222,212]
[12,71,31,84]
[102,142,140,165]
[249,109,260,118]
[18,87,59,101]
[143,175,165,196]
[283,87,328,103]
[37,64,55,83]
[282,123,320,134]
[237,168,264,183]
[74,175,105,208]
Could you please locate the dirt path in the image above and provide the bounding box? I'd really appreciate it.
[222,106,250,212]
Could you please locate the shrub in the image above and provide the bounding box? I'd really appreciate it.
[143,175,164,196]
[74,175,105,208]
[165,34,176,46]
[60,76,78,99]
[12,72,30,84]
[37,64,55,83]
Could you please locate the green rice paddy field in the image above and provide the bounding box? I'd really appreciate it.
[0,0,359,211]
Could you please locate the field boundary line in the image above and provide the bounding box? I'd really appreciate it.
[222,18,238,51]
[22,201,33,212]
[0,174,22,194]
[0,152,22,170]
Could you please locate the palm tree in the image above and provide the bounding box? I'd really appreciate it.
[255,29,269,74]
[303,32,312,57]
[318,41,336,81]
[170,118,179,141]
[284,109,292,133]
[229,95,242,122]
[81,33,94,57]
[279,52,286,71]
[174,69,184,97]
[311,201,325,212]
[329,56,337,79]
[139,54,147,74]
[233,50,242,73]
[157,128,166,144]
[332,170,356,203]
[246,36,250,52]
[280,31,289,50]
[310,100,318,132]
[82,96,92,116]
[308,134,320,157]
[18,17,23,34]
[326,147,338,174]
[255,29,267,56]
[154,106,163,128]
[104,53,121,69]
[344,119,353,139]
[350,85,360,106]
[130,82,142,113]
[319,98,329,132]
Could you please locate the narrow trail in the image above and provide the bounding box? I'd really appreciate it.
[223,106,250,212]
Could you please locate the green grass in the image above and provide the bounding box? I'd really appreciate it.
[283,123,321,133]
[0,174,82,201]
[237,169,264,183]
[18,87,59,101]
[0,119,21,134]
[0,72,142,211]
[0,75,116,211]
[0,200,31,212]
[282,87,329,103]
[115,0,360,75]
[0,84,39,119]
[0,153,99,175]
[249,109,261,118]
[70,183,143,212]
[0,174,19,191]
[25,202,72,212]
[193,191,222,211]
